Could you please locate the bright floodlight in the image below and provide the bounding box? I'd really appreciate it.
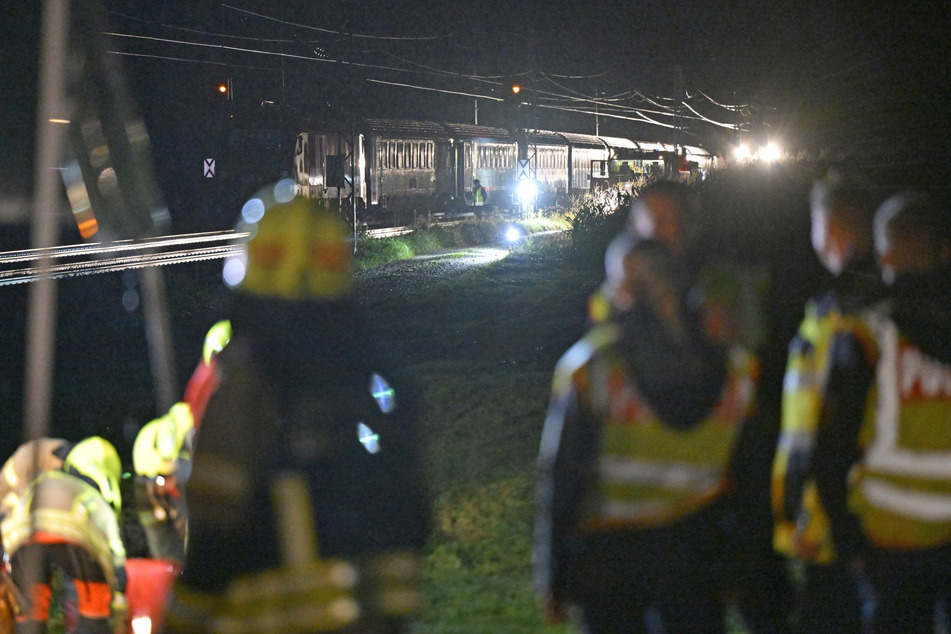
[734,144,750,160]
[762,142,782,163]
[516,179,537,204]
[505,226,522,243]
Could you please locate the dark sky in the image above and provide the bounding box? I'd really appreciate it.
[3,1,950,194]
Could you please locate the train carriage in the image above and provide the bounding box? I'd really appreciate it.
[292,116,716,220]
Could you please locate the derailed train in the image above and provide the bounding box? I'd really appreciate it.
[293,118,717,221]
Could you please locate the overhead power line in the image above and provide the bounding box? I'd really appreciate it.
[222,3,449,42]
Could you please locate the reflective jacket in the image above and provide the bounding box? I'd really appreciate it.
[473,186,486,206]
[578,331,756,530]
[535,322,756,602]
[849,312,951,550]
[1,471,126,590]
[0,438,70,521]
[772,301,842,563]
[772,255,885,563]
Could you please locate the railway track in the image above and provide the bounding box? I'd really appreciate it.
[0,223,439,285]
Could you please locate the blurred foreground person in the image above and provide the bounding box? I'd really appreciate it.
[1,437,126,634]
[0,438,73,521]
[627,179,789,632]
[165,180,430,633]
[535,232,758,633]
[814,192,951,633]
[771,170,882,632]
[181,320,231,430]
[133,402,195,564]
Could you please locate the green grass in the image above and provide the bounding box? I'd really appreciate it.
[358,246,599,633]
[355,214,572,270]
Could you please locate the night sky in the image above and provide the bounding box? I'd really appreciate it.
[2,1,950,204]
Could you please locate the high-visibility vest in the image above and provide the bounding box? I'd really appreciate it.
[850,312,951,550]
[571,330,758,531]
[772,300,844,563]
[473,187,485,206]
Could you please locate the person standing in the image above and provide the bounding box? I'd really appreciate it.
[771,170,883,632]
[813,191,951,633]
[472,179,487,207]
[535,232,758,632]
[625,179,790,632]
[164,180,430,633]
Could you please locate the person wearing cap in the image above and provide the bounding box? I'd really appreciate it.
[165,180,430,633]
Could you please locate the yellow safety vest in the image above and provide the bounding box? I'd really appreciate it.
[772,300,842,563]
[850,313,951,550]
[576,340,758,531]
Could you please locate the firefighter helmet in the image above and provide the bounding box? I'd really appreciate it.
[134,402,195,478]
[202,319,232,364]
[222,179,353,301]
[64,436,123,513]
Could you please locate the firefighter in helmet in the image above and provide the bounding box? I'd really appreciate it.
[133,402,196,564]
[165,179,430,633]
[1,437,126,634]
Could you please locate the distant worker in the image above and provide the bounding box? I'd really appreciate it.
[133,401,196,563]
[1,437,126,634]
[165,179,430,633]
[472,179,487,207]
[814,191,951,633]
[535,232,758,632]
[771,169,882,632]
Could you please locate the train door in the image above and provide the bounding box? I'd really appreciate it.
[434,140,454,205]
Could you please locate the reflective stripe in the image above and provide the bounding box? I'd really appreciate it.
[599,456,721,492]
[862,477,951,522]
[866,317,951,479]
[782,366,822,393]
[775,429,815,455]
[270,473,319,566]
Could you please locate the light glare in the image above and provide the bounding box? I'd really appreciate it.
[516,180,537,203]
[241,198,265,224]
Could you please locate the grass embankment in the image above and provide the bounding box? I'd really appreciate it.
[359,233,599,633]
[356,214,570,270]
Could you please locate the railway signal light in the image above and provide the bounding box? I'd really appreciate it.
[217,78,233,101]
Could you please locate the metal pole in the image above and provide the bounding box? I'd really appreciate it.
[24,0,70,442]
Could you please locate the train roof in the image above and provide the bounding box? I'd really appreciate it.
[362,118,511,141]
[342,118,712,158]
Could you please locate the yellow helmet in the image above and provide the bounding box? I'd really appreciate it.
[133,402,195,478]
[222,179,353,300]
[202,319,232,364]
[64,436,122,513]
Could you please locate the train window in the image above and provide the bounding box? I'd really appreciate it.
[389,142,396,170]
[426,142,434,169]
